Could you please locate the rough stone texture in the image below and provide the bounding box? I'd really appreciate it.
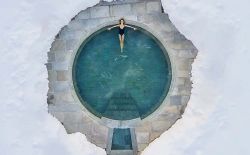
[136,132,150,143]
[52,62,69,70]
[137,143,148,152]
[50,39,66,52]
[59,27,87,40]
[90,6,110,18]
[57,70,69,81]
[47,70,57,81]
[47,0,198,154]
[47,52,55,62]
[110,4,132,17]
[131,2,146,15]
[55,52,71,62]
[45,63,52,71]
[54,91,74,103]
[76,8,91,20]
[146,1,161,13]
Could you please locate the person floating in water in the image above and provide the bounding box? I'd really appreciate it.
[107,18,137,52]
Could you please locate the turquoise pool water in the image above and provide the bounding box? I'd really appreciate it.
[73,25,171,120]
[111,128,132,150]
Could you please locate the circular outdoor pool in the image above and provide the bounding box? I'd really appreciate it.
[73,25,172,120]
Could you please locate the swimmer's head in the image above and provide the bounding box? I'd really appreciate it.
[119,18,125,25]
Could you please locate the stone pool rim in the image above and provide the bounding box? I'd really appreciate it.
[72,23,172,120]
[68,20,177,128]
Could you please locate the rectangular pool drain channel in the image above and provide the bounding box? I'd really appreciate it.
[107,128,137,155]
[112,128,132,150]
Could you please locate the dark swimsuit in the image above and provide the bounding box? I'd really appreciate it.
[119,26,125,36]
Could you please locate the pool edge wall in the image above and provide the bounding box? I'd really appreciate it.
[68,20,177,126]
[72,24,172,121]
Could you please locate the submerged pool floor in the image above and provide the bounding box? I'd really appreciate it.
[73,26,171,120]
[112,128,132,150]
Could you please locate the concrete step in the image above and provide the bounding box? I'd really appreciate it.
[110,150,134,155]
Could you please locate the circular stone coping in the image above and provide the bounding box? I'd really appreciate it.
[72,24,172,120]
[68,20,177,128]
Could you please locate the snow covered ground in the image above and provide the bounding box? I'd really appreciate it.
[143,0,250,154]
[0,1,105,155]
[0,0,250,155]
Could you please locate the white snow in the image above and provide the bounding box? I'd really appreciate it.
[0,0,250,155]
[0,1,105,155]
[142,0,250,154]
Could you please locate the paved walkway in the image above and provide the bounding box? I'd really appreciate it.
[47,0,198,154]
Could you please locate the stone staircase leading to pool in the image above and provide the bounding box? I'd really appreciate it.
[47,0,198,155]
[102,91,141,120]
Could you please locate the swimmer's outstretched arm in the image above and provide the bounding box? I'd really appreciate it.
[125,24,137,30]
[107,24,119,30]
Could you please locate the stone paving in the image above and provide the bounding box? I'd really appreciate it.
[46,0,198,155]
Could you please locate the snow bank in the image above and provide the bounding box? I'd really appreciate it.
[0,1,105,155]
[142,0,250,154]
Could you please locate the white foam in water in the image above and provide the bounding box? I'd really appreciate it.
[114,55,128,62]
